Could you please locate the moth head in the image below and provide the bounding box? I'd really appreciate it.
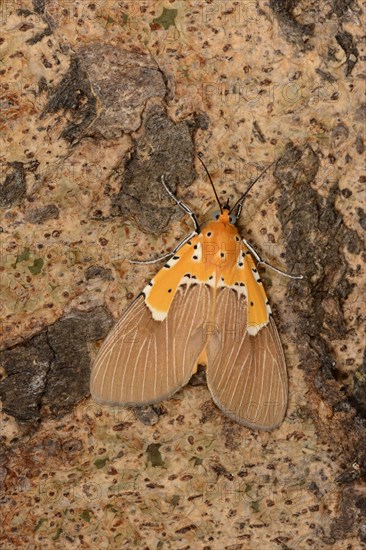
[212,209,237,224]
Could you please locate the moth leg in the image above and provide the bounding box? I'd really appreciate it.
[161,175,201,234]
[129,251,175,265]
[128,174,200,265]
[130,230,198,264]
[243,239,303,280]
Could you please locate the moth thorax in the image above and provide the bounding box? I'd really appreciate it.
[201,239,241,266]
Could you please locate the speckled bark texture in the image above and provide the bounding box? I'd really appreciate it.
[0,1,365,548]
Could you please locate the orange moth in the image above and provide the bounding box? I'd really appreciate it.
[91,157,302,430]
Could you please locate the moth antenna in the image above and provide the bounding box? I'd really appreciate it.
[197,153,222,213]
[229,159,277,217]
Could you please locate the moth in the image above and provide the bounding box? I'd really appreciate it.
[90,157,301,430]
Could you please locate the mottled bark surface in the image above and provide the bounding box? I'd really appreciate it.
[0,1,365,548]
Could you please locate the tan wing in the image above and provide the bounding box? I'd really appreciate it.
[91,284,211,405]
[206,287,287,430]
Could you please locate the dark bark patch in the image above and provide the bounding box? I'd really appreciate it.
[275,141,366,508]
[210,462,234,480]
[42,46,166,142]
[332,0,356,18]
[26,13,54,45]
[349,348,366,418]
[330,488,366,544]
[0,307,113,426]
[252,121,266,143]
[331,122,349,148]
[133,406,160,426]
[269,0,315,49]
[111,103,203,234]
[357,208,366,231]
[335,30,359,76]
[0,162,26,207]
[315,68,338,83]
[24,204,59,224]
[85,265,114,281]
[355,135,364,155]
[0,333,54,423]
[32,0,45,14]
[42,56,97,143]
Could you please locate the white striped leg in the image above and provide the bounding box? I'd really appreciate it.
[129,230,198,265]
[243,239,303,280]
[129,174,200,265]
[161,175,200,234]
